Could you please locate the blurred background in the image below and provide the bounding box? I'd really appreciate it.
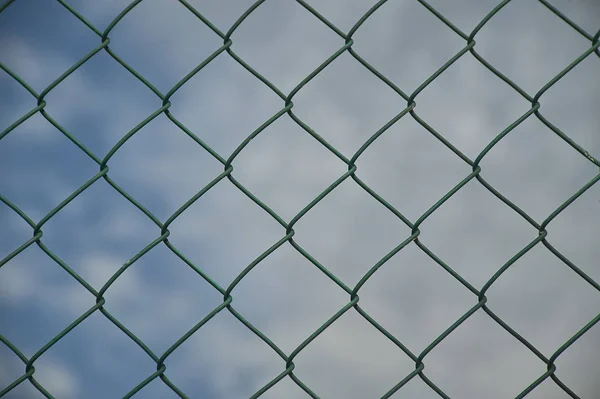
[0,0,599,398]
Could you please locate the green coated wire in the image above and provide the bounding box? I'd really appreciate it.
[0,0,598,398]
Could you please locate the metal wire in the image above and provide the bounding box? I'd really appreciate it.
[1,0,599,398]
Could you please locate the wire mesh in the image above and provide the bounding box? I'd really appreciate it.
[0,0,599,398]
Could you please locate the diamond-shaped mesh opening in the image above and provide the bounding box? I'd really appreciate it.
[0,0,97,91]
[104,0,223,92]
[167,52,283,157]
[1,0,599,397]
[350,0,467,92]
[417,180,537,287]
[292,178,411,286]
[424,310,548,399]
[414,53,531,158]
[31,312,158,399]
[99,244,224,354]
[0,245,92,353]
[166,180,283,288]
[231,115,347,222]
[106,114,224,220]
[358,243,475,352]
[479,115,598,221]
[228,0,342,94]
[356,114,471,220]
[162,310,286,398]
[40,50,160,155]
[473,0,592,94]
[485,244,600,354]
[291,51,406,156]
[230,244,349,354]
[292,310,415,398]
[39,180,159,270]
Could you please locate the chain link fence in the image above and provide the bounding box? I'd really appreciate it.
[1,0,599,398]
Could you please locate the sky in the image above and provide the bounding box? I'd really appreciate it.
[0,0,599,398]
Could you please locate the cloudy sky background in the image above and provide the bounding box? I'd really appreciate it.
[1,0,599,398]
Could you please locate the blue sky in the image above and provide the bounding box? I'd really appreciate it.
[1,0,600,398]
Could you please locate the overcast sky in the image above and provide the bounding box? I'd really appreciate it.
[1,0,599,398]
